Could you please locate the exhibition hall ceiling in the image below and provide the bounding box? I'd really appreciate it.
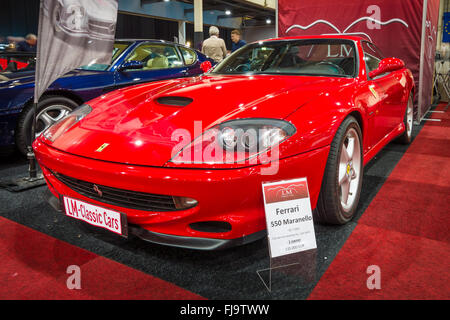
[141,0,275,24]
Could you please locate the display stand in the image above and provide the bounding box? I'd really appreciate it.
[0,102,45,192]
[258,178,318,292]
[433,59,450,106]
[257,249,317,293]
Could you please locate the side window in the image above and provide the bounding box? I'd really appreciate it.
[362,41,385,73]
[125,44,183,70]
[179,46,197,65]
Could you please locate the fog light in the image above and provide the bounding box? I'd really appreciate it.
[173,196,198,210]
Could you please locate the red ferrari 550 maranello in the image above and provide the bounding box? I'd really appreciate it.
[33,36,415,250]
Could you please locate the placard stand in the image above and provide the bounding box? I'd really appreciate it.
[258,178,318,292]
[257,248,318,293]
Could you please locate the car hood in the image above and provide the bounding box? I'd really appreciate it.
[48,74,355,166]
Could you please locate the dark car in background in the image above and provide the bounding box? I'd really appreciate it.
[0,39,212,155]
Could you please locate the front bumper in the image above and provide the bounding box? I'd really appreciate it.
[43,188,266,250]
[34,139,330,250]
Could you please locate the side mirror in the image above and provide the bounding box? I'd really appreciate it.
[119,60,144,71]
[369,57,405,78]
[200,61,212,73]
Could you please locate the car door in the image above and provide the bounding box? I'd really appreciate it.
[361,41,402,147]
[113,42,189,90]
[178,45,203,76]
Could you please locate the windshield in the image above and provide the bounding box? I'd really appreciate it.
[212,39,357,77]
[78,41,131,71]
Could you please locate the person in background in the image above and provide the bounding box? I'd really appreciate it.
[202,26,227,63]
[16,34,37,52]
[231,29,246,53]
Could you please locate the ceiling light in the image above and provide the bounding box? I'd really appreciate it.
[266,18,272,24]
[225,10,231,15]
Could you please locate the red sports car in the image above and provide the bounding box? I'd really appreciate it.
[33,36,414,250]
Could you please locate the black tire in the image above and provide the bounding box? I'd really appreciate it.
[396,95,413,145]
[15,95,79,156]
[315,116,363,225]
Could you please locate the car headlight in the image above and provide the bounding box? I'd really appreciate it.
[170,119,296,165]
[61,5,88,32]
[42,104,92,143]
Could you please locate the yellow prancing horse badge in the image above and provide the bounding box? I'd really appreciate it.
[95,143,110,152]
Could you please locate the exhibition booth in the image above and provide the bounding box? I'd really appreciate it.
[0,0,448,307]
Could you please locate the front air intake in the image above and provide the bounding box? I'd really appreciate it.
[189,221,232,233]
[156,96,193,107]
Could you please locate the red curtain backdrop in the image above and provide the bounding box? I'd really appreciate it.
[278,0,440,119]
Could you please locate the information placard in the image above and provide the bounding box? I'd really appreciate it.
[262,178,317,258]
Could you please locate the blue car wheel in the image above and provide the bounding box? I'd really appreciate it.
[15,95,79,155]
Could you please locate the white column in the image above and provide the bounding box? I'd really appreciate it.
[178,21,186,45]
[194,0,204,48]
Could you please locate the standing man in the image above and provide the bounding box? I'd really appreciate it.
[231,30,246,53]
[202,26,227,63]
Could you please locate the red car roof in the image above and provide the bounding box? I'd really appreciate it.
[262,34,366,42]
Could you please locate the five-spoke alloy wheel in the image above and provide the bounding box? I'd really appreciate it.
[315,116,364,224]
[16,95,79,156]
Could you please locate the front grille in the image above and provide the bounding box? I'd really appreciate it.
[51,171,177,212]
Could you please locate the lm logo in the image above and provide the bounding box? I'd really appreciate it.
[286,4,409,42]
[280,187,296,198]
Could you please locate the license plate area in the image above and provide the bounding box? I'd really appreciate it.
[61,196,128,238]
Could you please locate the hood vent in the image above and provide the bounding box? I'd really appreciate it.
[156,96,193,107]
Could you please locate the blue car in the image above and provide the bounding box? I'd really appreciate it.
[0,39,212,155]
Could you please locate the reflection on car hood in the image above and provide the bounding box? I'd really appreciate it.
[48,74,355,166]
[0,68,107,87]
